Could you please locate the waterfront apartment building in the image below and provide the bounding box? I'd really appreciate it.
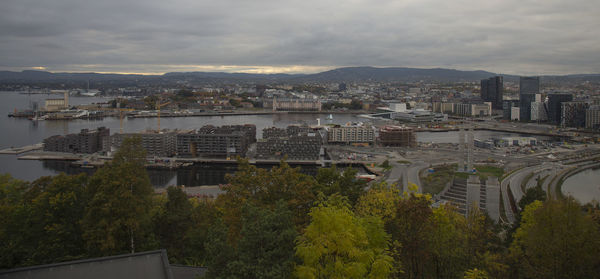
[327,124,375,145]
[379,126,416,147]
[257,126,323,160]
[176,125,256,158]
[111,131,177,157]
[272,98,321,111]
[480,76,503,109]
[43,127,110,154]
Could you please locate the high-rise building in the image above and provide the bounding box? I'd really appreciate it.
[519,94,536,122]
[502,100,519,120]
[480,76,503,109]
[519,76,540,95]
[586,106,600,130]
[561,102,589,128]
[547,93,573,124]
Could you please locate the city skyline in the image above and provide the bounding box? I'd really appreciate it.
[1,0,599,75]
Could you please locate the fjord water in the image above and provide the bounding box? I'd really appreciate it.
[0,91,535,186]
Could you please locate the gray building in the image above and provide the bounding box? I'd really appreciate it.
[257,125,323,160]
[43,127,110,154]
[561,101,589,128]
[502,100,519,120]
[547,93,573,124]
[586,106,600,130]
[519,94,537,122]
[111,131,177,157]
[176,125,256,158]
[480,76,503,109]
[519,76,540,95]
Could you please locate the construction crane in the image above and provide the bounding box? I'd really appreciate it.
[118,108,135,133]
[156,100,171,132]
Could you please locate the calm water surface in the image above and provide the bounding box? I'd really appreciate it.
[0,92,548,186]
[562,168,600,204]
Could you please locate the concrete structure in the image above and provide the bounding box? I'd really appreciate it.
[547,93,573,124]
[111,131,177,157]
[43,127,110,154]
[561,101,589,128]
[272,97,321,111]
[586,105,600,130]
[176,125,256,158]
[481,76,503,109]
[466,175,481,215]
[511,107,520,121]
[379,125,416,147]
[0,249,206,279]
[327,124,375,145]
[485,177,501,223]
[44,92,70,111]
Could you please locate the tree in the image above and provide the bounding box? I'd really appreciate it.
[82,136,156,256]
[314,166,366,207]
[518,185,546,211]
[227,201,297,278]
[355,182,401,222]
[509,198,600,278]
[0,174,31,268]
[219,159,316,241]
[155,186,193,263]
[295,195,393,279]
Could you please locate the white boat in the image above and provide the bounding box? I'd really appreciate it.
[326,114,333,120]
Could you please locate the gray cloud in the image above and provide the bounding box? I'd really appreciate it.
[1,0,599,75]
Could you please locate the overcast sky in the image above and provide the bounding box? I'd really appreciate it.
[1,0,599,75]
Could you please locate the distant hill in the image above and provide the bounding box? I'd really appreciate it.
[293,66,510,83]
[0,67,598,85]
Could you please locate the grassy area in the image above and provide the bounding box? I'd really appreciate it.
[421,164,456,195]
[475,165,505,181]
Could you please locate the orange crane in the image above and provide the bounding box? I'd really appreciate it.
[118,108,135,133]
[156,100,171,132]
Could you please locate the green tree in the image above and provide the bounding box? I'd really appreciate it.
[314,166,366,207]
[509,198,600,278]
[28,173,88,264]
[82,136,156,256]
[228,201,297,278]
[295,195,393,279]
[219,159,316,241]
[0,174,31,268]
[183,198,221,266]
[155,186,193,263]
[355,182,401,222]
[518,185,546,211]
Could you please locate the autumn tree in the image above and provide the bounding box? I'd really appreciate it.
[314,165,366,207]
[295,195,393,279]
[82,136,156,256]
[509,198,600,278]
[155,186,193,263]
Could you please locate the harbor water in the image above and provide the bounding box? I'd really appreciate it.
[0,91,544,186]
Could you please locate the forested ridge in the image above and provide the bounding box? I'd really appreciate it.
[1,137,600,278]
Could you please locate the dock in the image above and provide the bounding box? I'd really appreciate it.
[0,143,44,154]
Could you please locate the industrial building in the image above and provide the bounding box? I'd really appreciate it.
[327,124,375,145]
[44,91,70,111]
[176,125,256,158]
[43,127,110,154]
[272,97,321,111]
[378,125,416,147]
[111,131,177,157]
